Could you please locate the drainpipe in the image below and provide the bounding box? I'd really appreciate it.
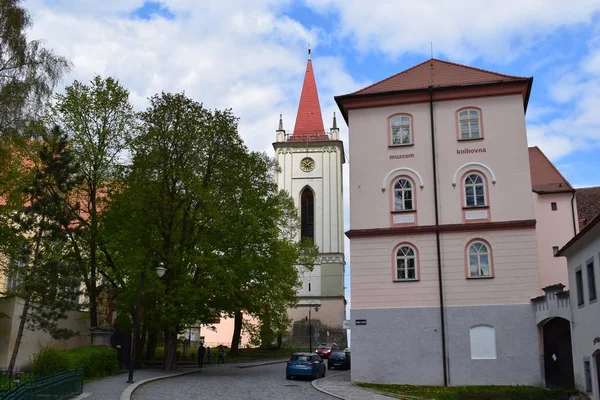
[570,190,577,236]
[429,85,448,386]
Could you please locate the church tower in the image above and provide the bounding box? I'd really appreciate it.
[273,50,346,347]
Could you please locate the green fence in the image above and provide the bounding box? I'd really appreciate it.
[0,369,83,400]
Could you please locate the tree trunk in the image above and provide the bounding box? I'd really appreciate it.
[8,228,44,374]
[145,329,158,360]
[277,334,282,349]
[162,330,178,370]
[230,310,243,353]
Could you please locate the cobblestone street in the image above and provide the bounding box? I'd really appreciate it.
[131,362,339,399]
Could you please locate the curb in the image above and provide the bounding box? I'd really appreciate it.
[351,382,427,400]
[311,371,348,400]
[237,358,289,368]
[120,369,200,400]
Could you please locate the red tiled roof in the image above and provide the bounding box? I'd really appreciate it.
[528,147,573,193]
[576,186,600,230]
[350,58,531,96]
[292,58,326,138]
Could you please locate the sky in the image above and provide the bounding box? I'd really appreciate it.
[23,0,600,322]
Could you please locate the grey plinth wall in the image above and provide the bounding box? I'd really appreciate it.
[351,304,541,386]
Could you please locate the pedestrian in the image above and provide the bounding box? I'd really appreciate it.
[197,343,206,368]
[217,345,225,365]
[206,347,211,364]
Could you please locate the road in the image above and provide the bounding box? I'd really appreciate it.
[131,361,341,400]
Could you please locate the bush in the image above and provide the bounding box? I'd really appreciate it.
[32,346,118,379]
[64,346,118,379]
[32,347,70,375]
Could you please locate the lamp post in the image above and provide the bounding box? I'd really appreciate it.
[127,262,167,383]
[308,300,320,353]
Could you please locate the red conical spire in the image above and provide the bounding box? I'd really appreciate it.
[292,50,327,140]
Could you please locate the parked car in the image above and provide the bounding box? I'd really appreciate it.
[314,343,338,359]
[328,349,351,370]
[286,353,326,380]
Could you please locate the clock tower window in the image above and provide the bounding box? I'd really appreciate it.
[301,187,315,240]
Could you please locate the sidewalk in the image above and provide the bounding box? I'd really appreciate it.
[75,357,290,400]
[313,370,402,400]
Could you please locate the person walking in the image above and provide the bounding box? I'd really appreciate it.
[206,347,211,364]
[217,345,225,365]
[197,343,206,368]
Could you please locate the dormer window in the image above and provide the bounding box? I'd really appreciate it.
[389,114,412,145]
[458,109,481,140]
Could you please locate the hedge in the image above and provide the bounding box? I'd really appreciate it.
[33,346,118,379]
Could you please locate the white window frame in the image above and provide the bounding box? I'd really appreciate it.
[468,241,491,277]
[465,173,486,207]
[390,116,411,145]
[459,109,481,139]
[393,178,413,211]
[395,245,417,281]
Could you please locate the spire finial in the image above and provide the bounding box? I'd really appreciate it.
[308,42,311,60]
[278,113,284,131]
[332,112,338,130]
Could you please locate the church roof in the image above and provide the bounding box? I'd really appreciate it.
[350,58,531,95]
[292,56,326,138]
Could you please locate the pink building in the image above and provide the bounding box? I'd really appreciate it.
[336,59,557,386]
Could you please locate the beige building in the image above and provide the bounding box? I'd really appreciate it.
[272,52,346,347]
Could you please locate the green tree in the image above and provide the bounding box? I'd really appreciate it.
[5,126,82,374]
[50,76,136,329]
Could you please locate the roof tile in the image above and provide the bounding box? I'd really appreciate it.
[350,58,531,96]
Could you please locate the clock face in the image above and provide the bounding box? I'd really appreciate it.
[300,157,315,172]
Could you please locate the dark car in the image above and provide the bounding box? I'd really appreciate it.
[314,343,338,359]
[328,349,351,370]
[286,353,326,380]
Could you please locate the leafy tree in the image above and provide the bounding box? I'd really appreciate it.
[49,76,136,329]
[0,0,69,193]
[5,126,82,374]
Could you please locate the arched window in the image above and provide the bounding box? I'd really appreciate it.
[300,187,314,240]
[393,178,413,211]
[390,115,412,145]
[395,245,417,280]
[468,241,491,277]
[459,109,481,139]
[465,173,486,207]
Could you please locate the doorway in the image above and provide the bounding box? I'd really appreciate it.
[595,352,600,399]
[542,317,575,388]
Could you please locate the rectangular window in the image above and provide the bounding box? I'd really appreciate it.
[584,360,592,392]
[587,260,596,301]
[551,202,557,211]
[308,282,311,292]
[576,269,585,306]
[552,246,559,255]
[390,116,411,145]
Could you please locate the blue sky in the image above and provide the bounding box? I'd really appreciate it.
[24,0,600,319]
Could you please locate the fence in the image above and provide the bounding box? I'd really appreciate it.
[0,369,83,400]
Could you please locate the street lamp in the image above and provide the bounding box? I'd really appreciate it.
[308,300,320,353]
[127,262,167,383]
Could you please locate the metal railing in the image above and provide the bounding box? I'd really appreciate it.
[0,369,83,400]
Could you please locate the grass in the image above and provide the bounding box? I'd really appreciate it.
[355,382,581,400]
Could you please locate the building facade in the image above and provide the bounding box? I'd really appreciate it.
[336,59,543,385]
[273,53,346,347]
[556,213,600,398]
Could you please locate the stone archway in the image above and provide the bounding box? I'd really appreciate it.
[541,317,574,388]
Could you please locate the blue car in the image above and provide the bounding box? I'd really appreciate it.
[286,353,326,380]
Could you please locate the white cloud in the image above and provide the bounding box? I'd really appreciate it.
[304,0,600,63]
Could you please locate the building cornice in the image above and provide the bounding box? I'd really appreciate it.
[346,219,537,238]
